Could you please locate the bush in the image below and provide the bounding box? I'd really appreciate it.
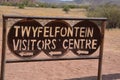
[79,5,89,9]
[22,0,29,6]
[66,5,79,9]
[18,4,25,9]
[51,5,58,8]
[63,6,70,13]
[87,4,120,28]
[0,2,13,6]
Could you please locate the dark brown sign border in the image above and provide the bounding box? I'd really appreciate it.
[1,15,107,80]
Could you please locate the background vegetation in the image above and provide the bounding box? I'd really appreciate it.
[0,1,120,29]
[87,4,120,28]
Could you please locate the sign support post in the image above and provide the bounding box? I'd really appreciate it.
[97,21,106,80]
[1,16,7,80]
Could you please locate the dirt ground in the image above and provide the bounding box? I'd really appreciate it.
[0,6,120,80]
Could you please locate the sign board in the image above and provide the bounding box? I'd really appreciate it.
[1,15,107,80]
[7,19,101,58]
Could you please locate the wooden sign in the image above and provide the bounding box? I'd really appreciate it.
[1,15,107,80]
[7,19,101,58]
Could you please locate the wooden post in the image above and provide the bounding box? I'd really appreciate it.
[0,15,7,80]
[97,21,106,80]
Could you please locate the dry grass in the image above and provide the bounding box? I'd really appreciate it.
[0,6,86,18]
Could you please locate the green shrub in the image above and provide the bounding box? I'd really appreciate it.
[79,5,89,9]
[18,4,25,9]
[67,5,79,9]
[0,2,12,6]
[22,0,29,6]
[51,5,58,8]
[87,4,120,28]
[63,6,70,13]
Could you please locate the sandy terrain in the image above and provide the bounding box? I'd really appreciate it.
[0,6,120,80]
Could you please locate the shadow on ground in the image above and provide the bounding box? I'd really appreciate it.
[65,73,120,80]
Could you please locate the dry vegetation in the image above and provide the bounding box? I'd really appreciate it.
[0,6,86,18]
[0,6,120,80]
